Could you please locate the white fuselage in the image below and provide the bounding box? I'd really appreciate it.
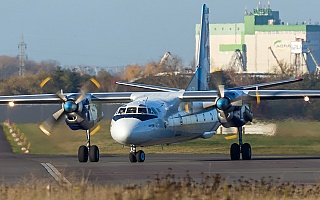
[110,92,221,147]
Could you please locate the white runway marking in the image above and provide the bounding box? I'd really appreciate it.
[41,163,71,186]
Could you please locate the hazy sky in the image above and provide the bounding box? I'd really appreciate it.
[0,0,319,67]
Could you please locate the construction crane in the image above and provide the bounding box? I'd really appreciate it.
[160,52,173,66]
[228,49,245,72]
[268,46,285,74]
[307,48,320,73]
[160,51,181,72]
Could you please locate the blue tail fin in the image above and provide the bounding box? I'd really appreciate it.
[186,4,210,91]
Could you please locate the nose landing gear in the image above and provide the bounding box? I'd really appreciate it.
[129,145,145,163]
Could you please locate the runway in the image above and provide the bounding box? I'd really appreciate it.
[1,126,320,186]
[2,153,320,186]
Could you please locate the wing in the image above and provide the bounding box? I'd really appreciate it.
[180,90,320,102]
[0,92,134,104]
[228,78,303,90]
[244,90,320,100]
[0,94,62,104]
[115,81,180,92]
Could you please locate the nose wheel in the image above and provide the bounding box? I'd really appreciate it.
[78,130,100,162]
[129,145,145,163]
[230,126,251,160]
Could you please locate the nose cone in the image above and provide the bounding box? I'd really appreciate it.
[110,118,142,145]
[64,101,77,112]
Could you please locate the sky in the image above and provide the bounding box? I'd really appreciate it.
[0,0,319,68]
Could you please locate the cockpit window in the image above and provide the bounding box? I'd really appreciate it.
[150,107,158,115]
[117,106,158,115]
[126,107,137,113]
[117,107,126,114]
[138,107,147,114]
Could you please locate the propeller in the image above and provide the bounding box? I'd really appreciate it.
[39,78,101,136]
[255,87,261,106]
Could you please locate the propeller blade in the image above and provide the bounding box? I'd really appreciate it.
[52,108,65,120]
[218,111,228,123]
[256,90,261,104]
[73,113,84,123]
[231,100,243,107]
[225,134,237,140]
[40,77,51,88]
[56,91,67,102]
[75,91,86,104]
[39,108,65,136]
[90,125,101,136]
[39,116,57,136]
[218,85,225,98]
[90,78,101,89]
[75,78,101,104]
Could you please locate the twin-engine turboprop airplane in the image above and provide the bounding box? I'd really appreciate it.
[1,4,320,163]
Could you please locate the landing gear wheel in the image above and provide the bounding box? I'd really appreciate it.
[89,145,99,162]
[230,143,240,160]
[241,143,251,160]
[78,145,88,162]
[129,152,137,163]
[136,150,145,162]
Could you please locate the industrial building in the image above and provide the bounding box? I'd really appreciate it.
[195,1,320,75]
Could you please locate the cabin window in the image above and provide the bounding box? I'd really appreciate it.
[138,107,147,114]
[126,107,137,113]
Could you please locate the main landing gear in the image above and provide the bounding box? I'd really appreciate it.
[230,126,251,160]
[129,145,145,163]
[78,129,100,162]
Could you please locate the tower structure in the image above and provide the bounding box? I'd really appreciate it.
[18,36,27,77]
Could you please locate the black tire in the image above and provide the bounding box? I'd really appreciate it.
[241,143,252,160]
[230,143,240,160]
[78,145,88,162]
[136,150,145,163]
[129,152,137,163]
[89,145,99,162]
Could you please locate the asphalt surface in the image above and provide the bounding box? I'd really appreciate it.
[1,122,320,186]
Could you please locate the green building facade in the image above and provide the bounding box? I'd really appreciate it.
[196,4,320,74]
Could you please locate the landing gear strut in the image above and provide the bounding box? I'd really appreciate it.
[230,126,251,160]
[78,129,99,162]
[129,145,145,163]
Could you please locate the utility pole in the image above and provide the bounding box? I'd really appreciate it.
[18,35,27,77]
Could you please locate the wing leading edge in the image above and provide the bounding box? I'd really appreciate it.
[0,92,134,104]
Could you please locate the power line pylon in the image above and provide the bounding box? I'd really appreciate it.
[18,35,27,77]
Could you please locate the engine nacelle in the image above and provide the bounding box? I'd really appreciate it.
[218,104,253,128]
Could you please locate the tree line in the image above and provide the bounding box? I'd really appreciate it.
[0,55,320,120]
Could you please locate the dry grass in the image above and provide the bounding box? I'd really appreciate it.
[1,173,320,200]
